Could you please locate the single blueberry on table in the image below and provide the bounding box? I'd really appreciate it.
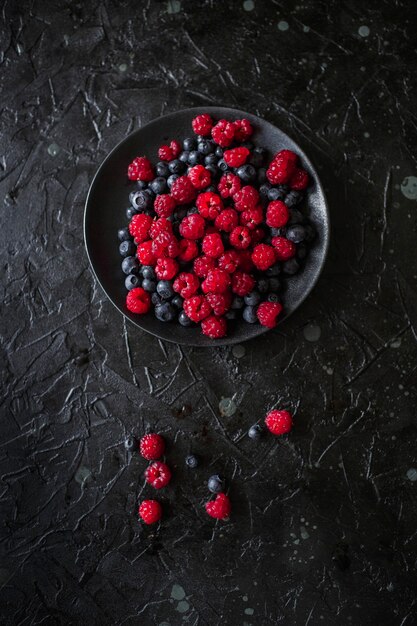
[243,305,258,323]
[168,159,185,175]
[150,177,168,194]
[286,225,306,243]
[178,310,193,326]
[125,274,141,290]
[183,137,197,151]
[244,290,261,306]
[156,280,175,299]
[122,256,140,275]
[155,302,176,322]
[207,475,225,494]
[118,226,131,242]
[156,161,170,177]
[236,164,256,183]
[141,266,155,280]
[167,174,179,188]
[124,436,137,452]
[119,240,136,257]
[248,424,264,440]
[185,454,199,468]
[142,278,156,292]
[283,258,300,275]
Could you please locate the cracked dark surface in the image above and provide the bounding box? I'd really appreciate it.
[1,1,417,624]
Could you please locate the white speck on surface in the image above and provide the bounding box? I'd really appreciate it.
[75,466,91,485]
[303,25,310,32]
[358,25,370,37]
[278,20,289,31]
[300,526,310,539]
[219,397,237,417]
[245,608,254,616]
[364,131,370,138]
[167,0,181,13]
[176,600,189,613]
[119,63,128,72]
[303,323,321,342]
[47,143,60,157]
[16,43,23,54]
[313,525,317,530]
[390,338,401,348]
[401,176,417,200]
[243,0,255,10]
[233,344,246,358]
[406,468,417,482]
[293,539,300,545]
[243,595,248,601]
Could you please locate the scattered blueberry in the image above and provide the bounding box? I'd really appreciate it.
[282,258,300,275]
[267,293,280,303]
[204,184,217,193]
[188,150,202,166]
[244,291,261,306]
[118,227,131,242]
[124,436,137,452]
[167,174,180,188]
[204,154,217,166]
[179,151,190,163]
[130,190,153,211]
[217,159,229,173]
[150,177,168,194]
[259,183,272,200]
[248,424,264,440]
[178,310,193,326]
[155,302,176,322]
[236,164,256,183]
[122,256,140,275]
[156,280,175,299]
[243,305,257,323]
[205,165,218,179]
[119,240,136,257]
[141,266,156,280]
[171,295,184,309]
[142,278,157,292]
[197,139,215,155]
[183,137,197,151]
[126,206,136,220]
[285,190,304,207]
[215,146,223,158]
[169,159,185,175]
[136,180,148,190]
[156,161,170,177]
[207,474,225,494]
[267,187,285,202]
[125,274,141,290]
[151,292,163,306]
[185,454,199,468]
[286,225,306,243]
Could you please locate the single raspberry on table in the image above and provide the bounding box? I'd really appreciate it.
[205,493,231,519]
[126,288,151,314]
[231,271,255,296]
[211,119,235,147]
[215,208,239,233]
[152,231,179,258]
[188,164,212,190]
[154,194,176,218]
[193,255,216,278]
[240,205,263,230]
[202,233,224,258]
[145,461,172,489]
[173,272,200,298]
[129,213,153,243]
[233,185,259,211]
[218,250,240,274]
[217,173,241,199]
[257,301,283,328]
[206,292,232,316]
[158,145,175,161]
[138,500,162,525]
[137,240,156,265]
[196,191,223,220]
[233,118,253,142]
[229,225,252,250]
[177,238,198,262]
[271,236,296,260]
[201,315,227,339]
[223,147,250,167]
[289,168,309,190]
[266,156,296,185]
[127,156,154,181]
[183,295,212,322]
[171,176,197,204]
[265,409,293,435]
[139,433,165,460]
[237,250,255,272]
[266,200,289,228]
[252,243,277,271]
[179,214,206,239]
[170,139,181,158]
[149,217,173,239]
[192,113,213,136]
[155,257,179,280]
[202,269,231,294]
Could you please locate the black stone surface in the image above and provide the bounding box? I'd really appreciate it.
[1,1,417,625]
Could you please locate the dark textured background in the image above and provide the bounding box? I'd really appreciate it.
[1,1,417,625]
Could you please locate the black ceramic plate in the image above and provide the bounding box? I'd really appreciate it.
[84,106,329,347]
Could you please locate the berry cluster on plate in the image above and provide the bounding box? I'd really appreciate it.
[118,113,316,339]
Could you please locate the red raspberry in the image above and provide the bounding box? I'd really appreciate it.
[266,200,289,228]
[231,271,255,296]
[139,433,165,460]
[233,185,259,211]
[205,493,231,519]
[201,315,227,339]
[217,173,241,199]
[170,139,181,158]
[192,113,213,136]
[129,213,153,243]
[171,176,196,204]
[251,227,266,243]
[127,156,154,181]
[137,240,156,265]
[274,149,298,165]
[223,147,250,167]
[206,292,232,316]
[211,119,235,147]
[202,269,231,294]
[158,145,174,161]
[173,272,200,298]
[237,250,254,272]
[202,233,224,258]
[177,238,198,262]
[218,250,239,273]
[183,295,212,322]
[266,157,296,184]
[265,409,292,435]
[240,205,263,230]
[138,500,162,525]
[152,232,179,258]
[179,214,206,239]
[155,257,179,280]
[271,236,296,260]
[188,165,211,190]
[193,255,216,278]
[252,243,277,271]
[290,168,309,190]
[145,461,172,489]
[229,226,252,249]
[196,191,223,220]
[215,208,239,232]
[154,194,176,218]
[257,301,283,328]
[233,118,253,142]
[126,287,151,314]
[149,217,173,239]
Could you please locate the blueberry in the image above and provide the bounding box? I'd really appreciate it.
[248,424,264,440]
[126,206,136,220]
[124,436,137,451]
[204,154,217,166]
[178,310,193,326]
[177,208,188,220]
[214,145,223,158]
[188,150,202,166]
[250,147,267,168]
[141,266,155,280]
[268,277,281,293]
[151,292,163,306]
[231,296,244,310]
[286,225,306,243]
[183,137,197,151]
[257,167,267,184]
[118,227,131,242]
[304,224,316,242]
[243,305,258,324]
[122,256,140,275]
[130,190,153,211]
[179,151,190,163]
[142,278,156,292]
[257,278,269,294]
[150,177,168,194]
[236,164,256,183]
[155,302,176,322]
[285,190,304,207]
[167,174,180,188]
[125,274,141,290]
[119,240,136,257]
[187,207,198,216]
[268,187,285,202]
[267,293,280,303]
[185,454,199,468]
[171,295,184,309]
[288,209,304,224]
[207,474,225,494]
[259,183,272,199]
[270,228,283,237]
[169,159,185,175]
[297,243,308,260]
[156,280,174,299]
[266,263,281,277]
[283,258,300,275]
[205,165,218,179]
[244,291,261,306]
[204,184,217,193]
[197,139,215,155]
[136,180,148,190]
[217,159,229,173]
[225,309,237,320]
[156,161,170,177]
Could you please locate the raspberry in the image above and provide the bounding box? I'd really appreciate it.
[205,493,231,519]
[173,272,200,298]
[171,176,196,204]
[149,217,173,239]
[252,243,277,271]
[265,409,292,435]
[257,301,283,328]
[240,205,263,230]
[154,194,176,218]
[155,257,179,280]
[137,240,156,265]
[201,315,227,339]
[202,269,231,294]
[223,147,250,167]
[266,157,296,185]
[206,292,232,316]
[237,250,254,272]
[158,145,175,161]
[251,227,266,243]
[229,226,252,249]
[138,500,162,525]
[211,119,235,147]
[196,191,223,220]
[215,208,239,232]
[290,168,309,190]
[145,461,172,489]
[139,433,165,460]
[233,185,259,211]
[271,236,296,260]
[233,118,253,142]
[170,139,181,158]
[217,173,241,199]
[202,233,224,258]
[266,200,289,228]
[183,295,212,322]
[152,232,179,258]
[126,287,151,314]
[192,113,213,136]
[179,214,206,239]
[129,213,153,243]
[193,255,216,278]
[274,149,298,165]
[177,238,198,262]
[188,165,211,190]
[231,271,255,296]
[127,156,154,181]
[218,250,239,273]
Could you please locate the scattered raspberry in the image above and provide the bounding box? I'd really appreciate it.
[177,238,198,262]
[145,461,172,489]
[170,139,181,158]
[229,225,252,249]
[183,295,212,322]
[149,217,173,239]
[252,243,277,271]
[217,173,241,199]
[192,113,213,136]
[154,194,176,218]
[202,269,231,294]
[233,118,253,142]
[152,231,179,258]
[196,191,223,220]
[179,214,206,240]
[211,119,235,147]
[173,272,200,298]
[201,315,227,339]
[237,250,255,272]
[240,205,263,230]
[137,240,156,265]
[193,255,216,278]
[157,145,175,161]
[155,257,179,280]
[218,250,240,273]
[266,156,296,184]
[129,213,153,243]
[188,165,212,190]
[171,176,197,204]
[138,500,162,525]
[265,409,293,435]
[215,208,239,233]
[127,156,154,181]
[206,292,232,316]
[271,236,296,260]
[231,271,255,296]
[290,168,309,190]
[202,233,224,258]
[266,200,289,228]
[223,147,250,167]
[205,493,231,519]
[233,185,259,211]
[274,149,298,165]
[139,433,165,460]
[251,227,266,243]
[257,301,283,328]
[126,287,151,314]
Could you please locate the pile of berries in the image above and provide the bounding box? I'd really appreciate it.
[118,113,316,339]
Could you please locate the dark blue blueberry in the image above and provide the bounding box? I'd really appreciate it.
[156,161,170,177]
[268,187,285,202]
[177,207,188,220]
[267,293,280,303]
[118,227,131,242]
[143,188,155,201]
[185,454,199,468]
[243,305,258,324]
[231,296,244,310]
[204,184,216,193]
[207,474,225,494]
[188,150,202,166]
[286,225,306,243]
[125,274,141,290]
[268,277,281,293]
[178,310,193,327]
[183,137,197,151]
[150,177,168,194]
[217,159,229,173]
[169,159,185,175]
[151,292,163,306]
[204,154,217,166]
[244,291,261,306]
[167,174,180,188]
[197,139,215,155]
[215,146,223,158]
[171,295,184,309]
[119,240,136,257]
[205,165,218,179]
[304,224,316,242]
[130,190,153,211]
[236,164,256,183]
[124,436,137,451]
[288,209,304,225]
[141,266,155,280]
[250,147,266,167]
[259,183,272,199]
[283,258,300,275]
[142,278,156,292]
[122,256,140,275]
[225,309,238,320]
[285,190,304,207]
[155,302,176,322]
[270,228,284,237]
[297,243,308,260]
[187,207,198,216]
[257,167,267,184]
[156,280,174,299]
[126,206,136,220]
[179,151,190,163]
[248,424,264,440]
[266,263,281,277]
[136,180,148,190]
[257,278,269,294]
